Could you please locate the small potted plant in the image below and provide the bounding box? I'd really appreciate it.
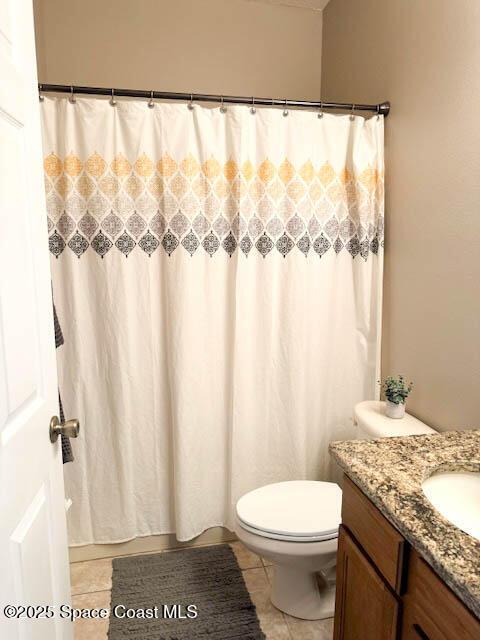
[381,375,413,419]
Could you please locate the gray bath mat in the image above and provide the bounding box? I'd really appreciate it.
[108,544,266,639]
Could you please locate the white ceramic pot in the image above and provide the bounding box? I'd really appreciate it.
[385,400,405,419]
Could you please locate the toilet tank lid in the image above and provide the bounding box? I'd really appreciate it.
[354,401,437,437]
[236,481,342,539]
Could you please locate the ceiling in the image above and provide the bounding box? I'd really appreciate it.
[247,0,330,12]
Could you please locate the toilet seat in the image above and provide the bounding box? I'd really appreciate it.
[236,480,341,543]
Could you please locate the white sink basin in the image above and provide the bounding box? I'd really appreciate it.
[422,471,480,541]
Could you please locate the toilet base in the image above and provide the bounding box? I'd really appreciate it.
[270,564,336,621]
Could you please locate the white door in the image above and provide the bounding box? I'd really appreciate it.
[0,1,73,639]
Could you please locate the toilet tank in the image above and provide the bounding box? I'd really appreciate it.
[354,401,437,439]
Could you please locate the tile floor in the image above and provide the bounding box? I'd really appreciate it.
[70,541,334,640]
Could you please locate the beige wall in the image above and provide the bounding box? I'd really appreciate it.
[33,0,323,99]
[322,1,480,430]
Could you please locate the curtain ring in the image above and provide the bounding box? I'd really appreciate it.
[110,88,116,106]
[39,84,44,102]
[317,100,323,119]
[350,103,355,121]
[250,96,256,115]
[188,93,194,110]
[69,86,76,104]
[148,90,154,109]
[220,95,227,114]
[283,98,289,117]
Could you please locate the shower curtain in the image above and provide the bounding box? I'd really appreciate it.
[41,97,384,545]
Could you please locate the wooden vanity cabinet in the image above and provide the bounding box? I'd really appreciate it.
[334,475,480,640]
[401,551,480,640]
[334,525,399,640]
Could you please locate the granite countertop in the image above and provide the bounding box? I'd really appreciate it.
[329,430,480,618]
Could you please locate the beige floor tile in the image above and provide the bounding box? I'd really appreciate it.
[72,591,111,640]
[250,590,292,640]
[242,567,270,593]
[285,614,334,640]
[70,559,113,596]
[230,541,263,569]
[265,564,274,585]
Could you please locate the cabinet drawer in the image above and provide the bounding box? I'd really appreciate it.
[342,475,406,592]
[401,551,480,640]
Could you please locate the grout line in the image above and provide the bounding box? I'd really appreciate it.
[72,588,112,598]
[70,539,234,564]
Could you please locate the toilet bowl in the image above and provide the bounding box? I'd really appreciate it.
[235,480,341,620]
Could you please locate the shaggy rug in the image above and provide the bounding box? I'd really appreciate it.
[108,544,266,639]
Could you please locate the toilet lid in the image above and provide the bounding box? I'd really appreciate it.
[236,481,342,540]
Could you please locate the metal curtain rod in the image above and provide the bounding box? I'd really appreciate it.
[38,84,390,117]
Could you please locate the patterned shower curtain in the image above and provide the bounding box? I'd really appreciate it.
[41,97,384,545]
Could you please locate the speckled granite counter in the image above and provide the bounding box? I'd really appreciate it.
[329,430,480,618]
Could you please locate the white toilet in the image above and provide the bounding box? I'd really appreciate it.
[235,400,437,621]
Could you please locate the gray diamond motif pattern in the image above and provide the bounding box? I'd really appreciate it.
[91,231,112,258]
[255,233,274,258]
[266,217,283,239]
[240,235,253,256]
[340,219,356,241]
[115,232,136,257]
[150,212,166,238]
[248,217,263,239]
[324,218,339,240]
[202,232,220,257]
[232,214,246,239]
[286,215,305,239]
[333,237,343,254]
[360,238,369,261]
[192,214,210,238]
[102,212,123,239]
[48,222,382,260]
[346,236,360,258]
[222,232,237,257]
[57,214,75,238]
[313,234,331,258]
[126,213,146,239]
[297,233,311,257]
[68,232,89,258]
[213,216,230,239]
[78,212,98,239]
[276,233,294,258]
[49,231,65,258]
[46,158,383,261]
[170,212,189,238]
[138,232,160,257]
[162,230,179,256]
[307,217,321,239]
[182,231,199,256]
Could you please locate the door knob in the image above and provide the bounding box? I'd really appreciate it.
[50,416,80,443]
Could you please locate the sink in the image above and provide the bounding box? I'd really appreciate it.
[422,471,480,541]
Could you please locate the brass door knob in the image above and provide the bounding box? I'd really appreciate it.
[50,416,80,443]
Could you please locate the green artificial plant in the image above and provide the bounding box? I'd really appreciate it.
[381,375,413,405]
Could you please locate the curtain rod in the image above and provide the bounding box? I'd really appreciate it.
[38,84,390,117]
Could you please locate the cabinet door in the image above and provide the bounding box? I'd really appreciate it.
[334,525,399,640]
[401,552,480,640]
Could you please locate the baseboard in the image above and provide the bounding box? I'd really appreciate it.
[69,527,237,563]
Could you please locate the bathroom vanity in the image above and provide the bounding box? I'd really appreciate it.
[329,430,480,639]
